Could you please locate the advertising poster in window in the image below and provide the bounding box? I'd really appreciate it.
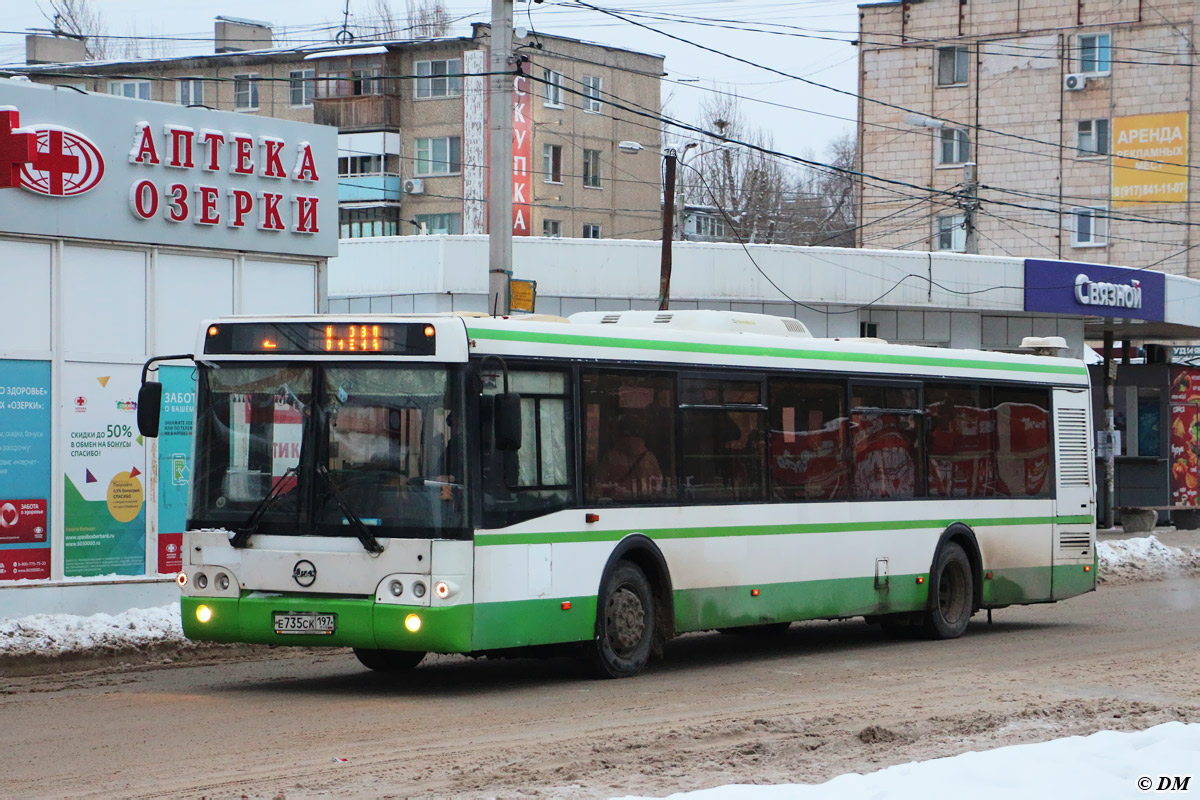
[62,363,146,577]
[1111,112,1189,207]
[0,360,52,580]
[1169,368,1200,506]
[995,402,1050,497]
[155,365,196,574]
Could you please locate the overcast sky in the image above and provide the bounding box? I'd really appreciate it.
[2,1,862,160]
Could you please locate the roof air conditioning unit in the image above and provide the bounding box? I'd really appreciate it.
[403,178,425,195]
[1064,73,1088,91]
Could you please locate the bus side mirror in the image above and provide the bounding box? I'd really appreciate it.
[494,392,522,451]
[137,382,164,438]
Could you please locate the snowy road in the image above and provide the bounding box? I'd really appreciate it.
[1,577,1198,798]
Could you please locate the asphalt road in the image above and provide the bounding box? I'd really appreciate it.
[2,578,1198,798]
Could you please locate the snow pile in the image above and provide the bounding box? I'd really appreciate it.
[1098,535,1200,585]
[615,722,1200,800]
[0,602,184,659]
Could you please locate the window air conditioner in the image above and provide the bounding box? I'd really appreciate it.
[1064,74,1088,91]
[403,178,425,195]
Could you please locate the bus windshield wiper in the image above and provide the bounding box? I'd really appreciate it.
[230,466,299,549]
[315,464,384,555]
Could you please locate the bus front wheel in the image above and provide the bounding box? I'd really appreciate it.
[353,648,426,672]
[923,542,974,640]
[586,561,655,678]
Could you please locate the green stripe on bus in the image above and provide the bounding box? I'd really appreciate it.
[475,514,1094,547]
[467,327,1088,376]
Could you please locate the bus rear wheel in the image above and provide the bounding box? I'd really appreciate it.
[922,542,974,640]
[353,648,426,672]
[586,561,655,679]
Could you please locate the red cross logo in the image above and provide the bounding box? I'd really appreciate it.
[18,125,104,197]
[0,108,36,189]
[34,129,80,196]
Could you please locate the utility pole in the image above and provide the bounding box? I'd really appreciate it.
[658,149,677,311]
[962,161,979,255]
[1102,328,1116,529]
[487,0,513,316]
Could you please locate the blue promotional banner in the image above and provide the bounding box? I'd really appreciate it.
[0,359,53,580]
[1024,259,1166,322]
[156,365,196,573]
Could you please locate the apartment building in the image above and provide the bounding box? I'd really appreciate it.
[857,0,1196,275]
[14,18,664,242]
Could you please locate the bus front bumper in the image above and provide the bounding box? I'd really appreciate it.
[181,594,474,653]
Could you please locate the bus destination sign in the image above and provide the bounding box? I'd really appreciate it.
[204,322,436,355]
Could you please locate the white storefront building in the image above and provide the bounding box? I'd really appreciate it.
[0,79,336,617]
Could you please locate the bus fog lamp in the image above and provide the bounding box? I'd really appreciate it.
[195,572,208,590]
[404,613,422,633]
[412,581,427,598]
[389,579,404,597]
[196,605,213,623]
[216,573,230,591]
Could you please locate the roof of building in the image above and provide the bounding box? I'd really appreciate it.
[6,24,663,74]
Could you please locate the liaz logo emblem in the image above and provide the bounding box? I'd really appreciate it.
[0,108,104,197]
[292,559,317,587]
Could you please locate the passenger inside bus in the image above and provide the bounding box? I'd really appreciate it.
[592,410,664,503]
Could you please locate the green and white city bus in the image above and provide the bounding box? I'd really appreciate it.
[138,310,1096,678]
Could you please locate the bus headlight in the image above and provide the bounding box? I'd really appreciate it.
[216,573,230,591]
[389,579,404,597]
[196,605,213,623]
[412,581,427,599]
[195,572,208,590]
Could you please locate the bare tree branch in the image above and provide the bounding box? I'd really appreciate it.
[40,0,108,59]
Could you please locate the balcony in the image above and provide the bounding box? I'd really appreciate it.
[314,94,401,131]
[338,175,403,203]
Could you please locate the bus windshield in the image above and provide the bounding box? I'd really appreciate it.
[190,363,467,540]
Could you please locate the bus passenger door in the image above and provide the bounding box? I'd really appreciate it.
[1051,388,1096,599]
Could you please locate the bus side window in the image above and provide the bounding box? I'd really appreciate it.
[582,371,676,505]
[851,384,924,499]
[679,377,766,503]
[925,383,995,498]
[481,369,574,527]
[768,378,850,500]
[993,386,1051,498]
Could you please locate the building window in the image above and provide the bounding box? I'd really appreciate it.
[413,213,463,235]
[543,69,564,107]
[1076,119,1109,157]
[937,128,970,165]
[416,59,463,98]
[936,46,969,87]
[290,69,315,106]
[177,78,204,106]
[692,213,727,240]
[415,136,462,176]
[542,219,562,238]
[1077,33,1112,75]
[233,74,259,110]
[542,144,563,183]
[1072,206,1108,247]
[582,223,601,239]
[934,214,966,252]
[337,155,388,176]
[351,67,383,95]
[109,80,150,100]
[339,206,401,238]
[582,75,603,112]
[582,149,601,188]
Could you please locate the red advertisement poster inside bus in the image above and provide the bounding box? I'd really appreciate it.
[927,404,995,497]
[996,402,1050,497]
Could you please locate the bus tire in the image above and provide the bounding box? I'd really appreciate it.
[922,542,974,640]
[586,561,655,679]
[353,648,426,672]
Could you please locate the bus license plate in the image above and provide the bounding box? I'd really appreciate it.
[273,613,336,635]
